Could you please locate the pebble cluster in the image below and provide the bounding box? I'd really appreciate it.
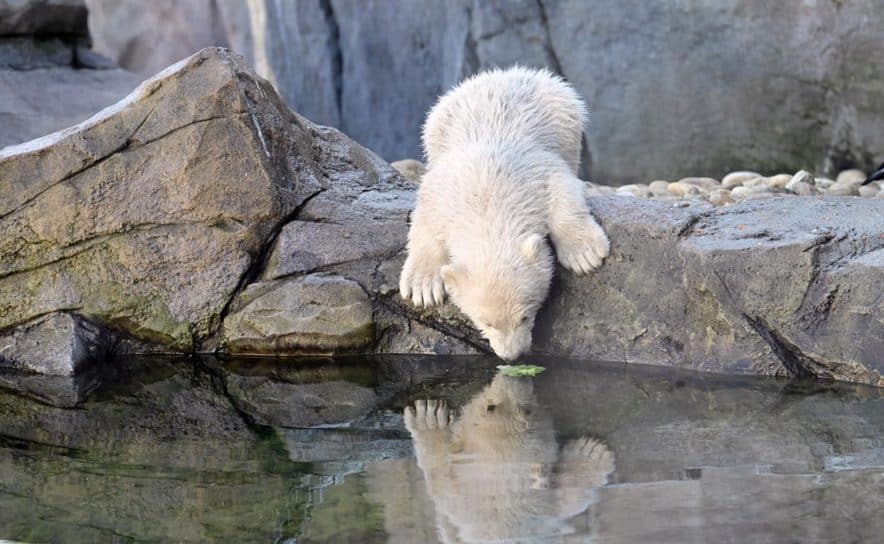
[588,169,884,206]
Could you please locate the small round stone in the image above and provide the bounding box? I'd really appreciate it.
[678,177,720,192]
[722,171,762,189]
[835,169,867,187]
[708,188,735,206]
[767,174,792,190]
[786,171,816,195]
[858,185,879,198]
[668,181,704,197]
[649,180,670,196]
[390,159,426,184]
[814,177,835,190]
[616,184,653,198]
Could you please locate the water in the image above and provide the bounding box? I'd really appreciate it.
[0,355,881,543]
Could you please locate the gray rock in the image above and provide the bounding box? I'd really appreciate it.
[224,373,379,428]
[785,170,817,195]
[0,1,141,149]
[0,0,88,36]
[222,274,375,354]
[0,48,313,351]
[390,159,426,184]
[0,65,140,148]
[0,313,104,375]
[533,196,884,386]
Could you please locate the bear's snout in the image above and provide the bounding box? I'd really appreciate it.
[489,327,532,361]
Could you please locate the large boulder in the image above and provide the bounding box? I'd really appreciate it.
[0,48,310,356]
[85,0,884,182]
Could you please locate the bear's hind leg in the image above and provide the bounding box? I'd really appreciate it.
[547,171,610,274]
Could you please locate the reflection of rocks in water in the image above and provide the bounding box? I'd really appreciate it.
[404,371,615,543]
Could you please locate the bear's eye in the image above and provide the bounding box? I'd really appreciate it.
[485,404,497,413]
[520,315,528,324]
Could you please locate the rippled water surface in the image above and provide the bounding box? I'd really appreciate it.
[0,355,882,543]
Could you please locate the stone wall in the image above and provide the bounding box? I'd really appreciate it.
[84,0,884,184]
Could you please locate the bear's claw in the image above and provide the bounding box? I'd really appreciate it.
[405,399,452,431]
[399,262,447,307]
[555,220,610,274]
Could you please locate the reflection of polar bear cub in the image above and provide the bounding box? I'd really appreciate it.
[405,374,615,543]
[399,66,610,360]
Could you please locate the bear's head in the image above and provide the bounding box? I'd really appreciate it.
[441,233,553,360]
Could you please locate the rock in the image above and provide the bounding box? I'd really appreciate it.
[0,313,105,375]
[721,171,762,189]
[859,185,879,198]
[730,185,770,199]
[815,177,836,190]
[224,373,379,428]
[222,274,374,354]
[828,170,866,196]
[532,196,884,386]
[667,181,703,197]
[390,159,426,184]
[767,173,792,190]
[678,177,720,192]
[648,180,670,196]
[0,0,141,148]
[0,0,88,36]
[785,170,817,195]
[0,47,338,352]
[84,2,884,182]
[741,176,768,189]
[708,189,735,206]
[616,184,653,198]
[836,169,867,186]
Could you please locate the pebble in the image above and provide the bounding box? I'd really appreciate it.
[858,185,879,198]
[835,169,867,187]
[616,184,653,198]
[708,188,735,206]
[678,177,720,192]
[648,180,671,196]
[668,181,704,197]
[721,171,762,189]
[814,177,835,190]
[579,167,883,204]
[786,171,817,195]
[730,185,771,199]
[390,159,426,184]
[767,174,792,190]
[741,176,768,189]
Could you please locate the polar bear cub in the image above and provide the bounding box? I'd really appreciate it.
[399,66,610,360]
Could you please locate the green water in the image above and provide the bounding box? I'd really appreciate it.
[0,355,881,543]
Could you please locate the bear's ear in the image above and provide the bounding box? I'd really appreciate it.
[520,233,544,263]
[440,264,466,291]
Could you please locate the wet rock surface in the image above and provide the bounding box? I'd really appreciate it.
[0,355,880,542]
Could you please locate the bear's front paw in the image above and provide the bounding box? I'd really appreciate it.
[404,399,452,433]
[399,258,447,307]
[555,220,610,274]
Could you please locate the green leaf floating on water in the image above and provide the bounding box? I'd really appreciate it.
[496,364,545,377]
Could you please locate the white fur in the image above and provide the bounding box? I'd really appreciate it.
[399,66,610,360]
[404,374,615,542]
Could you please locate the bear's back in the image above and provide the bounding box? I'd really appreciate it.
[422,66,587,172]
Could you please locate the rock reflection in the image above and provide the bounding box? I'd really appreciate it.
[405,370,614,543]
